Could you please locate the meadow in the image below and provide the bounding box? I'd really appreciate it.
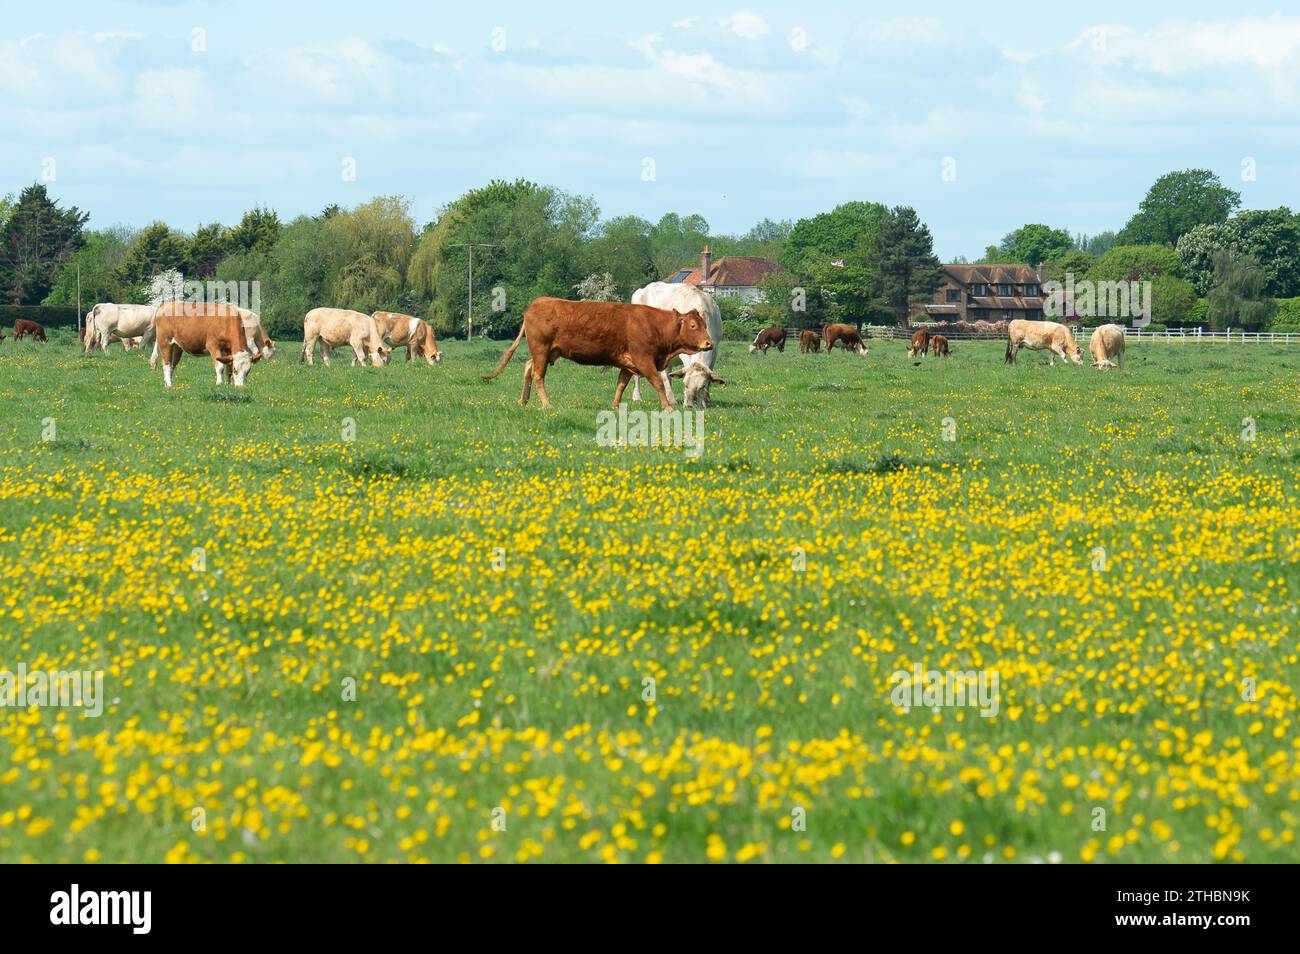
[0,328,1298,863]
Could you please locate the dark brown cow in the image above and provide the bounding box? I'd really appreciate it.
[823,323,868,355]
[13,319,47,342]
[748,326,786,353]
[482,297,713,410]
[907,327,930,357]
[153,301,258,388]
[931,334,950,357]
[798,329,821,353]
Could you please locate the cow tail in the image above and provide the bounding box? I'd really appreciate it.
[482,322,527,381]
[1004,337,1014,363]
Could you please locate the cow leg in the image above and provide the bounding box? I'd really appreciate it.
[612,369,633,408]
[659,369,676,408]
[320,340,331,366]
[215,361,226,385]
[532,360,554,409]
[519,359,533,405]
[163,344,182,388]
[631,377,643,402]
[639,360,673,410]
[301,333,314,365]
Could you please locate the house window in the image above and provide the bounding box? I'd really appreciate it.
[946,289,961,303]
[997,284,1014,296]
[1022,284,1038,297]
[971,283,989,296]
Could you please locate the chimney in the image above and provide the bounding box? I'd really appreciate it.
[700,245,712,286]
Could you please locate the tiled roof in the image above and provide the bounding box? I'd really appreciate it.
[944,263,1039,284]
[669,256,777,288]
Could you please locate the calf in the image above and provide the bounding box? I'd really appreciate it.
[153,301,257,388]
[823,323,869,355]
[13,319,47,342]
[907,327,930,357]
[374,311,442,365]
[1089,323,1125,370]
[748,326,786,354]
[799,329,821,353]
[930,334,950,357]
[302,308,389,366]
[482,297,713,410]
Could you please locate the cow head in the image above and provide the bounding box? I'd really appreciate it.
[371,343,392,366]
[674,310,713,354]
[1067,344,1084,365]
[231,350,253,386]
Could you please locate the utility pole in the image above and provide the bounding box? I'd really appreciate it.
[76,264,82,340]
[448,242,499,340]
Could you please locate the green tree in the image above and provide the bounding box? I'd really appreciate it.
[873,206,943,327]
[115,223,190,294]
[581,215,656,298]
[1076,230,1117,257]
[228,206,282,255]
[1118,169,1241,246]
[187,222,231,277]
[985,224,1074,266]
[649,213,710,281]
[1176,208,1300,297]
[43,226,138,308]
[256,216,333,339]
[322,196,416,314]
[1206,250,1276,331]
[1090,244,1196,325]
[0,183,89,304]
[780,201,888,320]
[410,179,597,336]
[1039,249,1094,285]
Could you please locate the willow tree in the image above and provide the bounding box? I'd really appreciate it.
[325,196,416,314]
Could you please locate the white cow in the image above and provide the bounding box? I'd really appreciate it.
[301,308,390,366]
[669,362,726,408]
[1089,323,1125,370]
[84,303,158,354]
[1005,319,1084,366]
[628,282,724,405]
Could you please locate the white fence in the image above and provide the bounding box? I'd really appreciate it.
[861,325,1300,344]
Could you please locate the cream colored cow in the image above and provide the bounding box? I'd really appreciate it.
[84,303,157,354]
[1005,319,1084,366]
[301,308,389,366]
[373,311,442,365]
[1089,323,1125,370]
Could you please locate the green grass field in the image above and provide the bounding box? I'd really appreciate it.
[0,327,1298,863]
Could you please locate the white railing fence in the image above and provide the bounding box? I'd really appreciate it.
[859,325,1300,344]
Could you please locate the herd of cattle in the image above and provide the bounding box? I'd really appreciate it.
[3,277,1128,405]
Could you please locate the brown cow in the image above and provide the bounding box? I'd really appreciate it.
[373,311,442,365]
[748,326,786,353]
[823,323,868,355]
[13,319,47,342]
[798,329,821,353]
[482,298,713,410]
[930,334,950,357]
[1005,319,1083,366]
[153,301,258,388]
[907,327,930,357]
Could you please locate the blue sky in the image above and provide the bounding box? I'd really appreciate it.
[4,1,1299,259]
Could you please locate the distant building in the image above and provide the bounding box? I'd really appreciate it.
[666,245,778,303]
[911,264,1047,324]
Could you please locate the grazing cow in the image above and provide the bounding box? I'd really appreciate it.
[1089,323,1125,370]
[823,323,869,355]
[1005,319,1084,366]
[482,297,713,410]
[13,319,47,342]
[799,329,821,353]
[669,362,726,408]
[149,306,273,370]
[907,327,930,357]
[749,326,786,354]
[373,311,442,365]
[84,303,157,354]
[629,282,722,405]
[301,308,390,366]
[931,334,950,358]
[153,301,258,388]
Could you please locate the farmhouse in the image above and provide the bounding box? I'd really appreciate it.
[911,264,1048,324]
[665,245,777,303]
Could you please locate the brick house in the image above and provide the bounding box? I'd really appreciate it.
[910,264,1047,324]
[666,245,778,303]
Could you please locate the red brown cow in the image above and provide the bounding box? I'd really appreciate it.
[748,326,786,353]
[153,301,259,388]
[823,323,868,355]
[482,297,713,410]
[930,334,950,357]
[798,329,821,353]
[907,327,930,357]
[13,319,47,342]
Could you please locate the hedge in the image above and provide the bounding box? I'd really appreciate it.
[0,305,81,329]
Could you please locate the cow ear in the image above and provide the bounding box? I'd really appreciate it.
[709,371,726,384]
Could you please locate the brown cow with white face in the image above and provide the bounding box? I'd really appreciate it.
[823,323,868,355]
[907,327,930,357]
[153,301,258,388]
[482,298,713,410]
[748,326,786,353]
